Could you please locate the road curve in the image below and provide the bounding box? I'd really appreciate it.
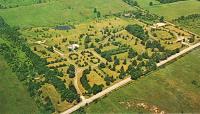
[61,42,200,114]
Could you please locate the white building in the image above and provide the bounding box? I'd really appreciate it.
[68,44,79,51]
[151,23,167,29]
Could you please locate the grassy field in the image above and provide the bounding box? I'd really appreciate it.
[0,56,40,114]
[134,0,200,20]
[85,47,200,113]
[0,0,134,27]
[173,16,200,36]
[0,0,56,7]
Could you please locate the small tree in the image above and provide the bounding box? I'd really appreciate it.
[93,8,97,13]
[149,2,153,6]
[160,16,164,22]
[99,62,106,68]
[97,11,101,18]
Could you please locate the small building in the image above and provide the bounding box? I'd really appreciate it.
[124,13,131,17]
[68,44,79,51]
[176,36,185,43]
[151,23,167,29]
[35,40,46,44]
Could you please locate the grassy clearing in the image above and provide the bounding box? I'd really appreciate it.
[85,47,200,113]
[134,0,200,20]
[0,0,134,27]
[0,56,40,114]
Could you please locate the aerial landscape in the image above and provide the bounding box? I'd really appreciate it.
[0,0,200,114]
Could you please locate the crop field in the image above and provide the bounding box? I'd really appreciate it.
[0,0,135,27]
[85,47,200,113]
[134,0,200,20]
[0,56,40,114]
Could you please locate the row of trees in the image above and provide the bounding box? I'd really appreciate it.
[157,0,186,4]
[173,14,200,22]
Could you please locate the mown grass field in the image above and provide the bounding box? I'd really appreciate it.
[135,0,200,20]
[0,0,134,27]
[0,56,40,114]
[85,47,200,113]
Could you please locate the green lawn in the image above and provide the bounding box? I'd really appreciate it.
[135,0,200,20]
[0,0,134,27]
[0,56,40,114]
[85,47,200,113]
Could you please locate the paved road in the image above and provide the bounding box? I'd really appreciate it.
[61,41,200,114]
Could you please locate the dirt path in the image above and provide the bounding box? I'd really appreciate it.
[74,68,86,101]
[53,47,65,57]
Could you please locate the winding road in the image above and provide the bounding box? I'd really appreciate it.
[61,41,200,114]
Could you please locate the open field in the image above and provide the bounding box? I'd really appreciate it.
[0,56,40,114]
[134,0,200,20]
[0,0,56,8]
[85,47,200,113]
[0,0,134,27]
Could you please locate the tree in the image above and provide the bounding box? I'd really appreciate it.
[149,2,153,6]
[114,57,120,65]
[119,66,126,79]
[85,36,91,43]
[123,59,127,65]
[44,97,55,113]
[97,11,101,18]
[125,24,148,41]
[160,16,165,22]
[89,84,103,95]
[130,67,142,80]
[67,64,75,78]
[34,47,37,51]
[93,8,97,13]
[128,49,138,58]
[146,59,157,71]
[99,62,106,68]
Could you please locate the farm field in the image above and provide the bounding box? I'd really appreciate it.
[0,0,134,27]
[0,56,40,114]
[134,0,200,20]
[85,47,200,113]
